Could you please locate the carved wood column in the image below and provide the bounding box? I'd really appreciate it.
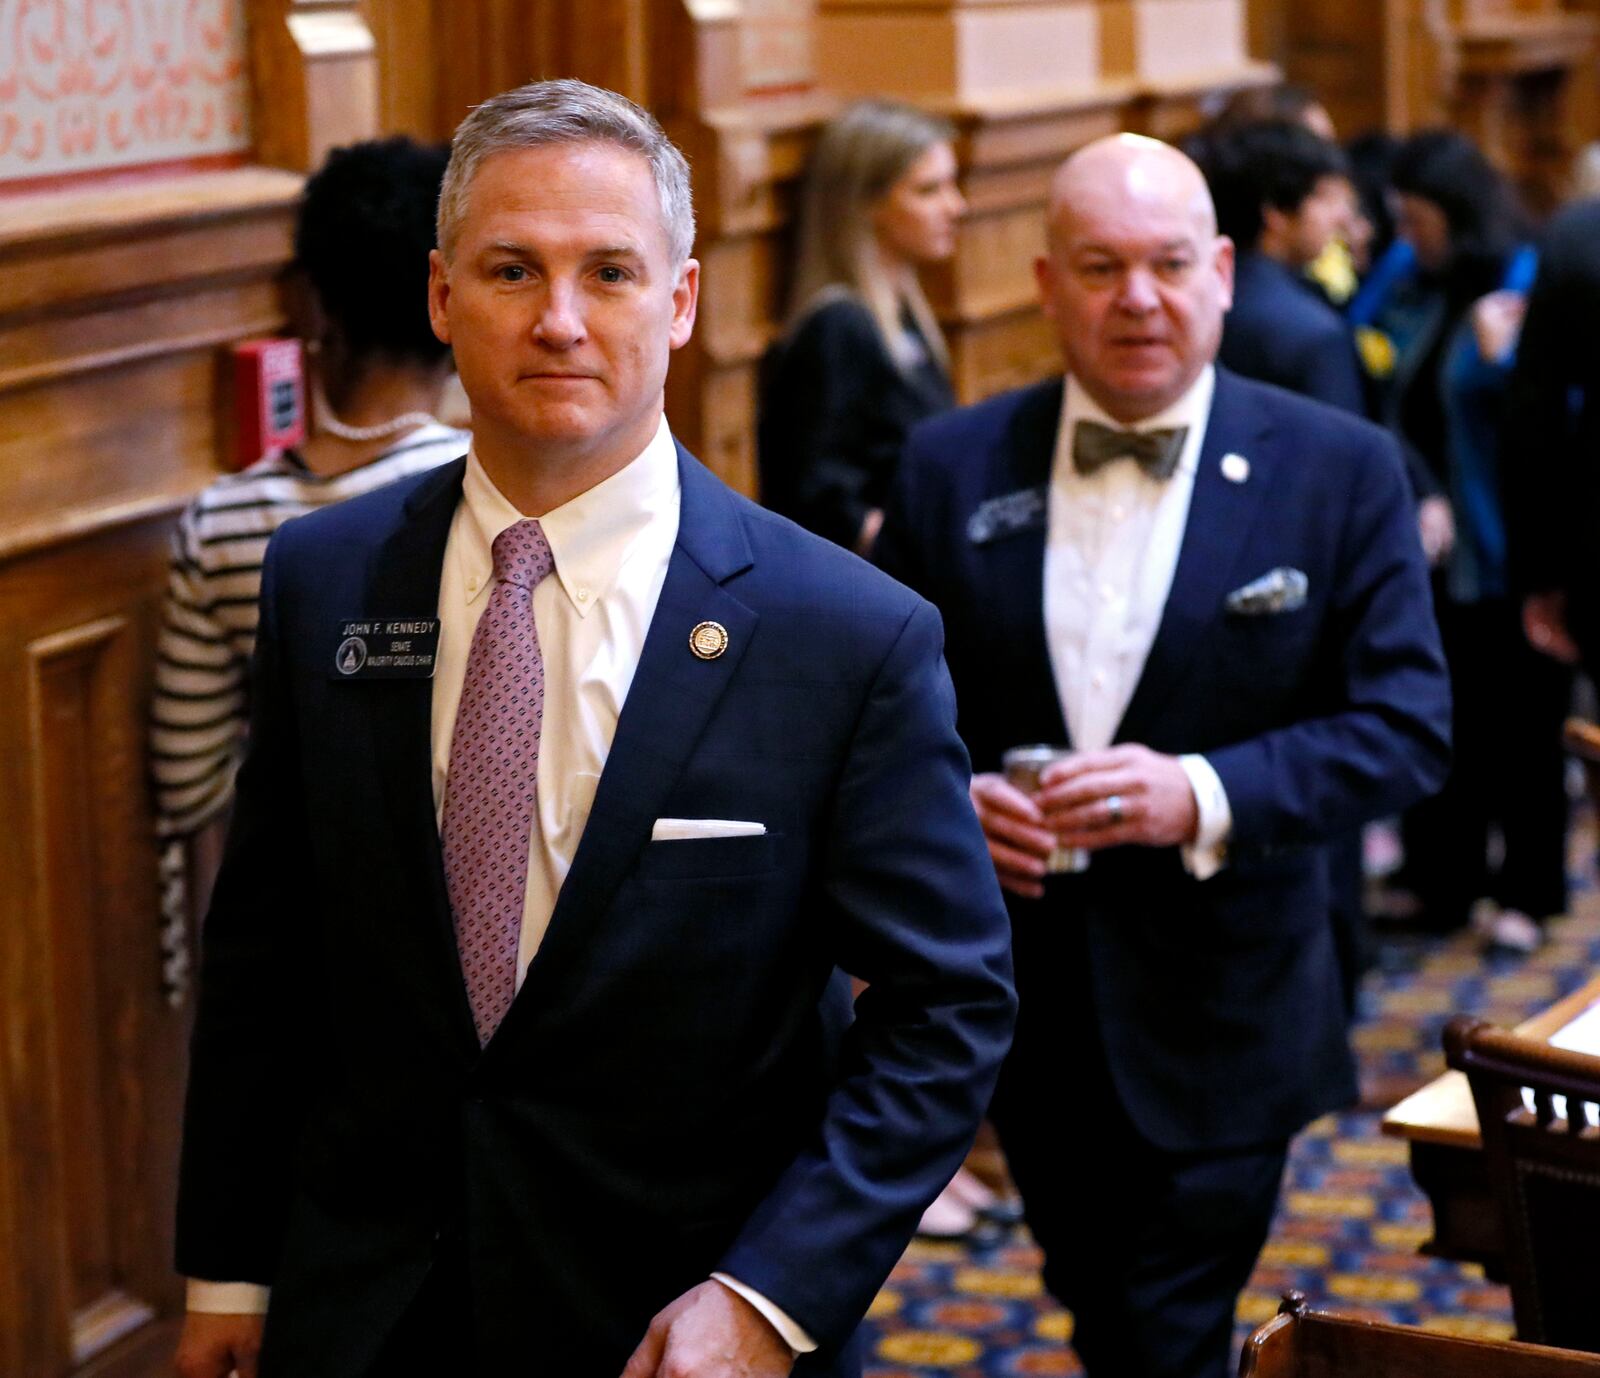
[360,0,440,138]
[563,0,655,105]
[247,0,380,170]
[417,0,652,142]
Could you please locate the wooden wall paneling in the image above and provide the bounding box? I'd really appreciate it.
[360,0,439,139]
[0,170,300,1378]
[0,518,189,1378]
[939,105,1098,401]
[1452,24,1599,213]
[564,0,654,105]
[1280,0,1398,136]
[0,172,301,562]
[1244,0,1287,64]
[1282,0,1598,194]
[428,0,552,140]
[0,171,301,317]
[247,0,380,170]
[943,192,1050,323]
[949,309,1061,401]
[679,226,782,489]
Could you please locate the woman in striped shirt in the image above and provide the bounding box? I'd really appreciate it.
[151,139,467,987]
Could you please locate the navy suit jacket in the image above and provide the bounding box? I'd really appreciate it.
[1221,251,1366,416]
[876,369,1449,1152]
[176,446,1016,1377]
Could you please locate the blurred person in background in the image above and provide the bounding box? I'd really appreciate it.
[149,138,466,985]
[760,98,1014,1241]
[1504,168,1600,682]
[1356,129,1567,954]
[1205,119,1365,412]
[1344,132,1401,278]
[759,100,963,558]
[1188,85,1359,305]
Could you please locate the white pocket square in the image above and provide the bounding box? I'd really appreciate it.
[1225,567,1308,616]
[650,818,767,841]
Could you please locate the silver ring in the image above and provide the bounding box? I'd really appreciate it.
[1105,794,1124,825]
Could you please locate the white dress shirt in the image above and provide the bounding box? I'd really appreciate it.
[189,415,815,1354]
[430,416,681,980]
[1042,367,1231,877]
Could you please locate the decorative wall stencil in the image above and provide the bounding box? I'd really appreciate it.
[0,0,251,185]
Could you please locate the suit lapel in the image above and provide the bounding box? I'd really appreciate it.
[360,458,481,1050]
[492,447,757,1046]
[987,380,1073,749]
[1115,370,1275,744]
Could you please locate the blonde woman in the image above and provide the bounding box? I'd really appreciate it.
[760,100,964,557]
[763,109,1004,1240]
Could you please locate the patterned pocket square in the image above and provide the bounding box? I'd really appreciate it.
[1225,567,1309,615]
[967,485,1048,544]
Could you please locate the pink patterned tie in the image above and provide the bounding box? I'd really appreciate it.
[443,519,555,1046]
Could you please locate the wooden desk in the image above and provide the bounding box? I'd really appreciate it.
[1381,974,1600,1277]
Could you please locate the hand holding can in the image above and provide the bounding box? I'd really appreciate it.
[1001,745,1089,874]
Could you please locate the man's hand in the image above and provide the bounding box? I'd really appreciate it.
[1524,590,1582,664]
[1417,495,1455,566]
[1036,745,1199,851]
[969,773,1056,899]
[619,1280,794,1378]
[174,1312,264,1378]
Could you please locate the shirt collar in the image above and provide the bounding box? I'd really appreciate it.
[458,414,679,617]
[1061,365,1216,478]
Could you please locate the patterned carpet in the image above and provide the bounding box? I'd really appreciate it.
[860,842,1600,1375]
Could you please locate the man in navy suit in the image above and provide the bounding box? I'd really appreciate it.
[173,80,1015,1378]
[876,135,1449,1378]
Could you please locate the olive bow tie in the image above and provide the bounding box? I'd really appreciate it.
[1071,420,1188,480]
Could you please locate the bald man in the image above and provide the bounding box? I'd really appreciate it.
[876,136,1449,1378]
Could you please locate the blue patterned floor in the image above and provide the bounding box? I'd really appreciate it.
[861,842,1600,1374]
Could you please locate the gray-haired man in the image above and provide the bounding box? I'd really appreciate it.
[172,79,1014,1378]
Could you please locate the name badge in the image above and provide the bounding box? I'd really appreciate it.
[330,618,440,680]
[967,485,1047,545]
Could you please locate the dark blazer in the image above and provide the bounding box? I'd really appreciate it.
[1221,251,1367,415]
[759,295,955,549]
[876,369,1450,1153]
[176,447,1016,1378]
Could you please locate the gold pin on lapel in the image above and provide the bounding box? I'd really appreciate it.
[689,621,729,660]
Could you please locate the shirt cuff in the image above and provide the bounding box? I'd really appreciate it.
[710,1273,818,1355]
[186,1280,271,1314]
[1177,753,1232,881]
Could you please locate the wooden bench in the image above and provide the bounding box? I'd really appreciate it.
[1240,1292,1600,1375]
[1445,1014,1600,1351]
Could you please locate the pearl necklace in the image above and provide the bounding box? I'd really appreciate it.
[312,378,437,443]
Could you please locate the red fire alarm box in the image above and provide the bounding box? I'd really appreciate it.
[232,338,306,468]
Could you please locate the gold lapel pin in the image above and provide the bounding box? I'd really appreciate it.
[689,621,729,660]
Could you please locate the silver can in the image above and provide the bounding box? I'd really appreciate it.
[1001,744,1089,874]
